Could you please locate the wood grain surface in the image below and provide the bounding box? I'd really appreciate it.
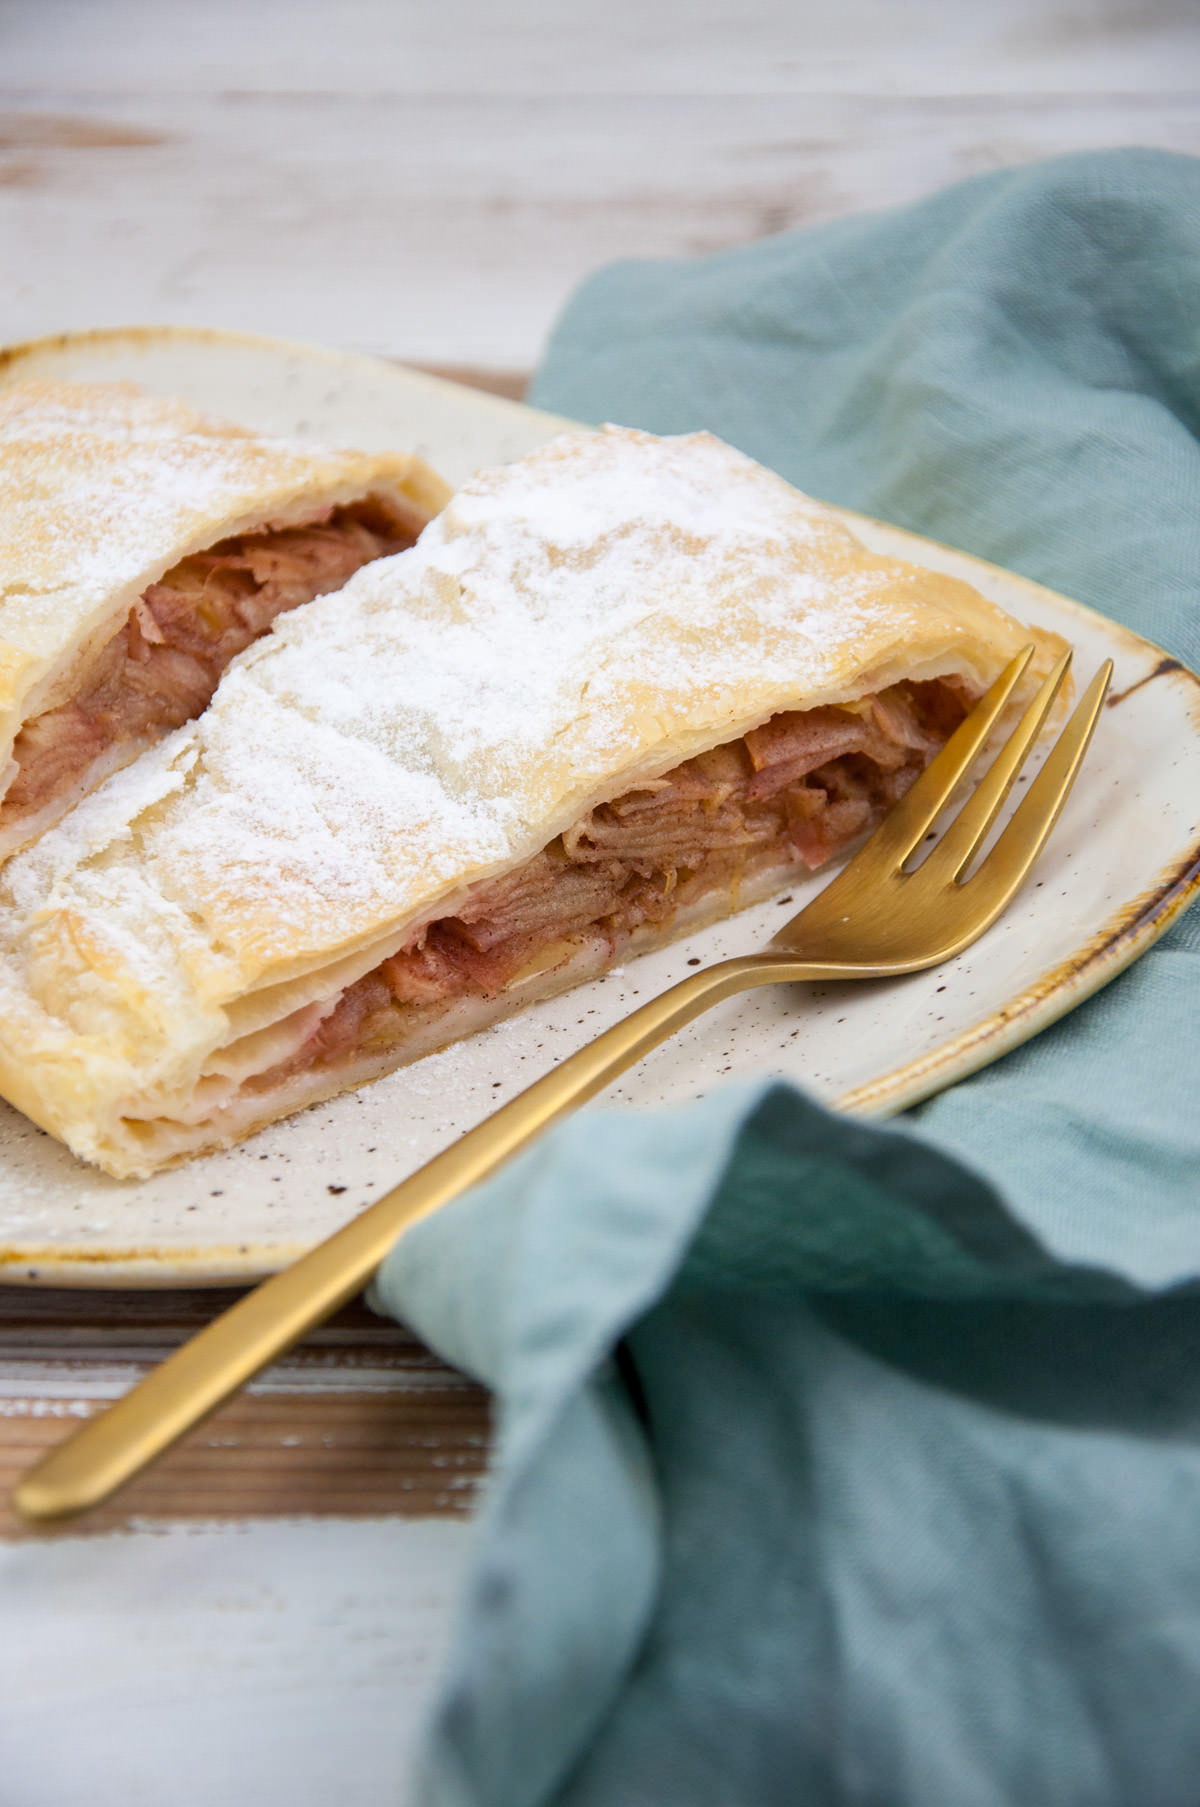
[0,1289,490,1540]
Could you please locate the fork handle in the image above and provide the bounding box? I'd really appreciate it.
[14,951,856,1524]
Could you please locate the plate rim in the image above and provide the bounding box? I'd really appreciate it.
[0,317,575,432]
[1,325,1197,1285]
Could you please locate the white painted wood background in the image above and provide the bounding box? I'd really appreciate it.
[1,2,1198,1801]
[1,0,1198,370]
[1,1518,471,1807]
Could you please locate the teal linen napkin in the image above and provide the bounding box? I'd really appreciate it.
[371,149,1200,1805]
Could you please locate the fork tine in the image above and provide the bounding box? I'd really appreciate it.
[920,647,1073,883]
[854,644,1035,872]
[957,659,1112,910]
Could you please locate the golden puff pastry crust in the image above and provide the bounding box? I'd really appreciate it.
[0,425,1066,1176]
[0,380,451,857]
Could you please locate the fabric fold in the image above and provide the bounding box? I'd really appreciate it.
[375,1082,1200,1806]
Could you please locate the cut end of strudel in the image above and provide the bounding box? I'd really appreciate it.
[0,380,451,861]
[0,425,1067,1177]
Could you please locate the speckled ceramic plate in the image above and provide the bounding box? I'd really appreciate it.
[1,325,1197,1286]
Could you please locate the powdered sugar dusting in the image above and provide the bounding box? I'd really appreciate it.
[260,426,878,778]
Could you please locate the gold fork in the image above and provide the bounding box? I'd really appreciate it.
[12,644,1110,1525]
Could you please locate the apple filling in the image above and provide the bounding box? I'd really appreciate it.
[240,675,973,1098]
[0,497,420,839]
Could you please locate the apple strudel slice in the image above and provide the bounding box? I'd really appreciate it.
[0,380,450,861]
[0,425,1066,1176]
